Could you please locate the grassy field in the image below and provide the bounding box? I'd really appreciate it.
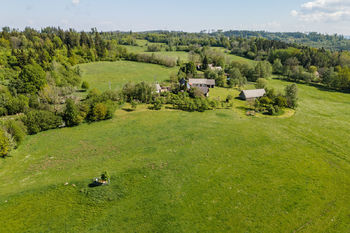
[0,61,349,232]
[78,61,178,91]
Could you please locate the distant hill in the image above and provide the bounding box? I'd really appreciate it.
[214,30,350,51]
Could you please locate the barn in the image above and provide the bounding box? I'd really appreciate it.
[240,89,266,100]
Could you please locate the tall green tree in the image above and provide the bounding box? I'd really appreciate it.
[63,99,82,127]
[11,63,46,94]
[285,84,298,109]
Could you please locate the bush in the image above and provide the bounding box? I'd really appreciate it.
[0,128,10,157]
[149,98,162,110]
[81,81,90,90]
[0,107,7,116]
[285,84,298,109]
[226,95,234,103]
[92,103,107,121]
[4,120,27,145]
[274,96,287,108]
[22,110,63,135]
[29,95,40,109]
[266,105,276,115]
[63,99,82,127]
[255,78,268,89]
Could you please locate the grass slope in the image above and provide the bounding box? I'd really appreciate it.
[0,63,349,232]
[78,61,178,91]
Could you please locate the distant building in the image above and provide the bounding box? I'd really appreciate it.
[155,84,162,93]
[239,89,266,100]
[188,79,215,88]
[155,83,169,93]
[208,64,223,71]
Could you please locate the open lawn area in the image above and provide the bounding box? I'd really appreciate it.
[0,62,349,232]
[78,61,178,91]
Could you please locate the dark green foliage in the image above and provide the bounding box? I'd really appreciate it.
[63,99,82,127]
[4,120,27,145]
[126,53,176,67]
[285,84,298,109]
[178,62,197,78]
[272,59,283,74]
[228,68,247,88]
[29,95,40,109]
[274,96,287,108]
[22,110,62,135]
[81,81,90,90]
[167,92,215,112]
[146,44,162,52]
[255,78,268,89]
[11,63,46,94]
[149,98,162,110]
[0,128,10,157]
[122,82,154,104]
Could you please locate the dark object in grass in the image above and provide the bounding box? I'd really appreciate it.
[89,177,110,187]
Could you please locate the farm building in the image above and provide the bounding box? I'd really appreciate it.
[155,84,169,93]
[209,64,223,71]
[240,89,266,100]
[188,79,215,88]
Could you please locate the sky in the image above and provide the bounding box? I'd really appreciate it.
[1,0,350,35]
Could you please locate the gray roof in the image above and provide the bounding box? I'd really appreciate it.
[241,89,266,99]
[188,79,215,86]
[197,86,209,94]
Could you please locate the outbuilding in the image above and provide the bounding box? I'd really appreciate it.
[188,79,215,88]
[240,89,266,100]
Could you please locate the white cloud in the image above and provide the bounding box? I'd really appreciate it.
[72,0,80,5]
[292,0,350,22]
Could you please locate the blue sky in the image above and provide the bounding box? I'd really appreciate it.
[1,0,350,34]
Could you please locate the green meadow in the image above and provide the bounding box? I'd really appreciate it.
[0,61,349,232]
[78,61,178,91]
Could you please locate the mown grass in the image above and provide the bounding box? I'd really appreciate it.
[0,61,349,232]
[78,60,178,91]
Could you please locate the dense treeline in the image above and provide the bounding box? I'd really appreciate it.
[218,30,350,51]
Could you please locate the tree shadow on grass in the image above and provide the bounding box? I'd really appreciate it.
[122,108,135,112]
[273,77,350,94]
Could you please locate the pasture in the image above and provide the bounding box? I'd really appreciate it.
[0,61,349,232]
[78,61,178,91]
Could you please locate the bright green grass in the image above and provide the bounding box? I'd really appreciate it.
[212,47,257,66]
[79,60,178,91]
[0,63,349,232]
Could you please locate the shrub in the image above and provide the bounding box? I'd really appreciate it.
[63,99,82,127]
[0,128,10,157]
[150,98,162,110]
[4,120,27,145]
[29,95,40,109]
[81,81,90,90]
[22,110,63,135]
[274,96,287,108]
[259,96,272,105]
[285,84,298,109]
[92,103,107,121]
[266,105,276,115]
[0,107,7,116]
[255,78,268,89]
